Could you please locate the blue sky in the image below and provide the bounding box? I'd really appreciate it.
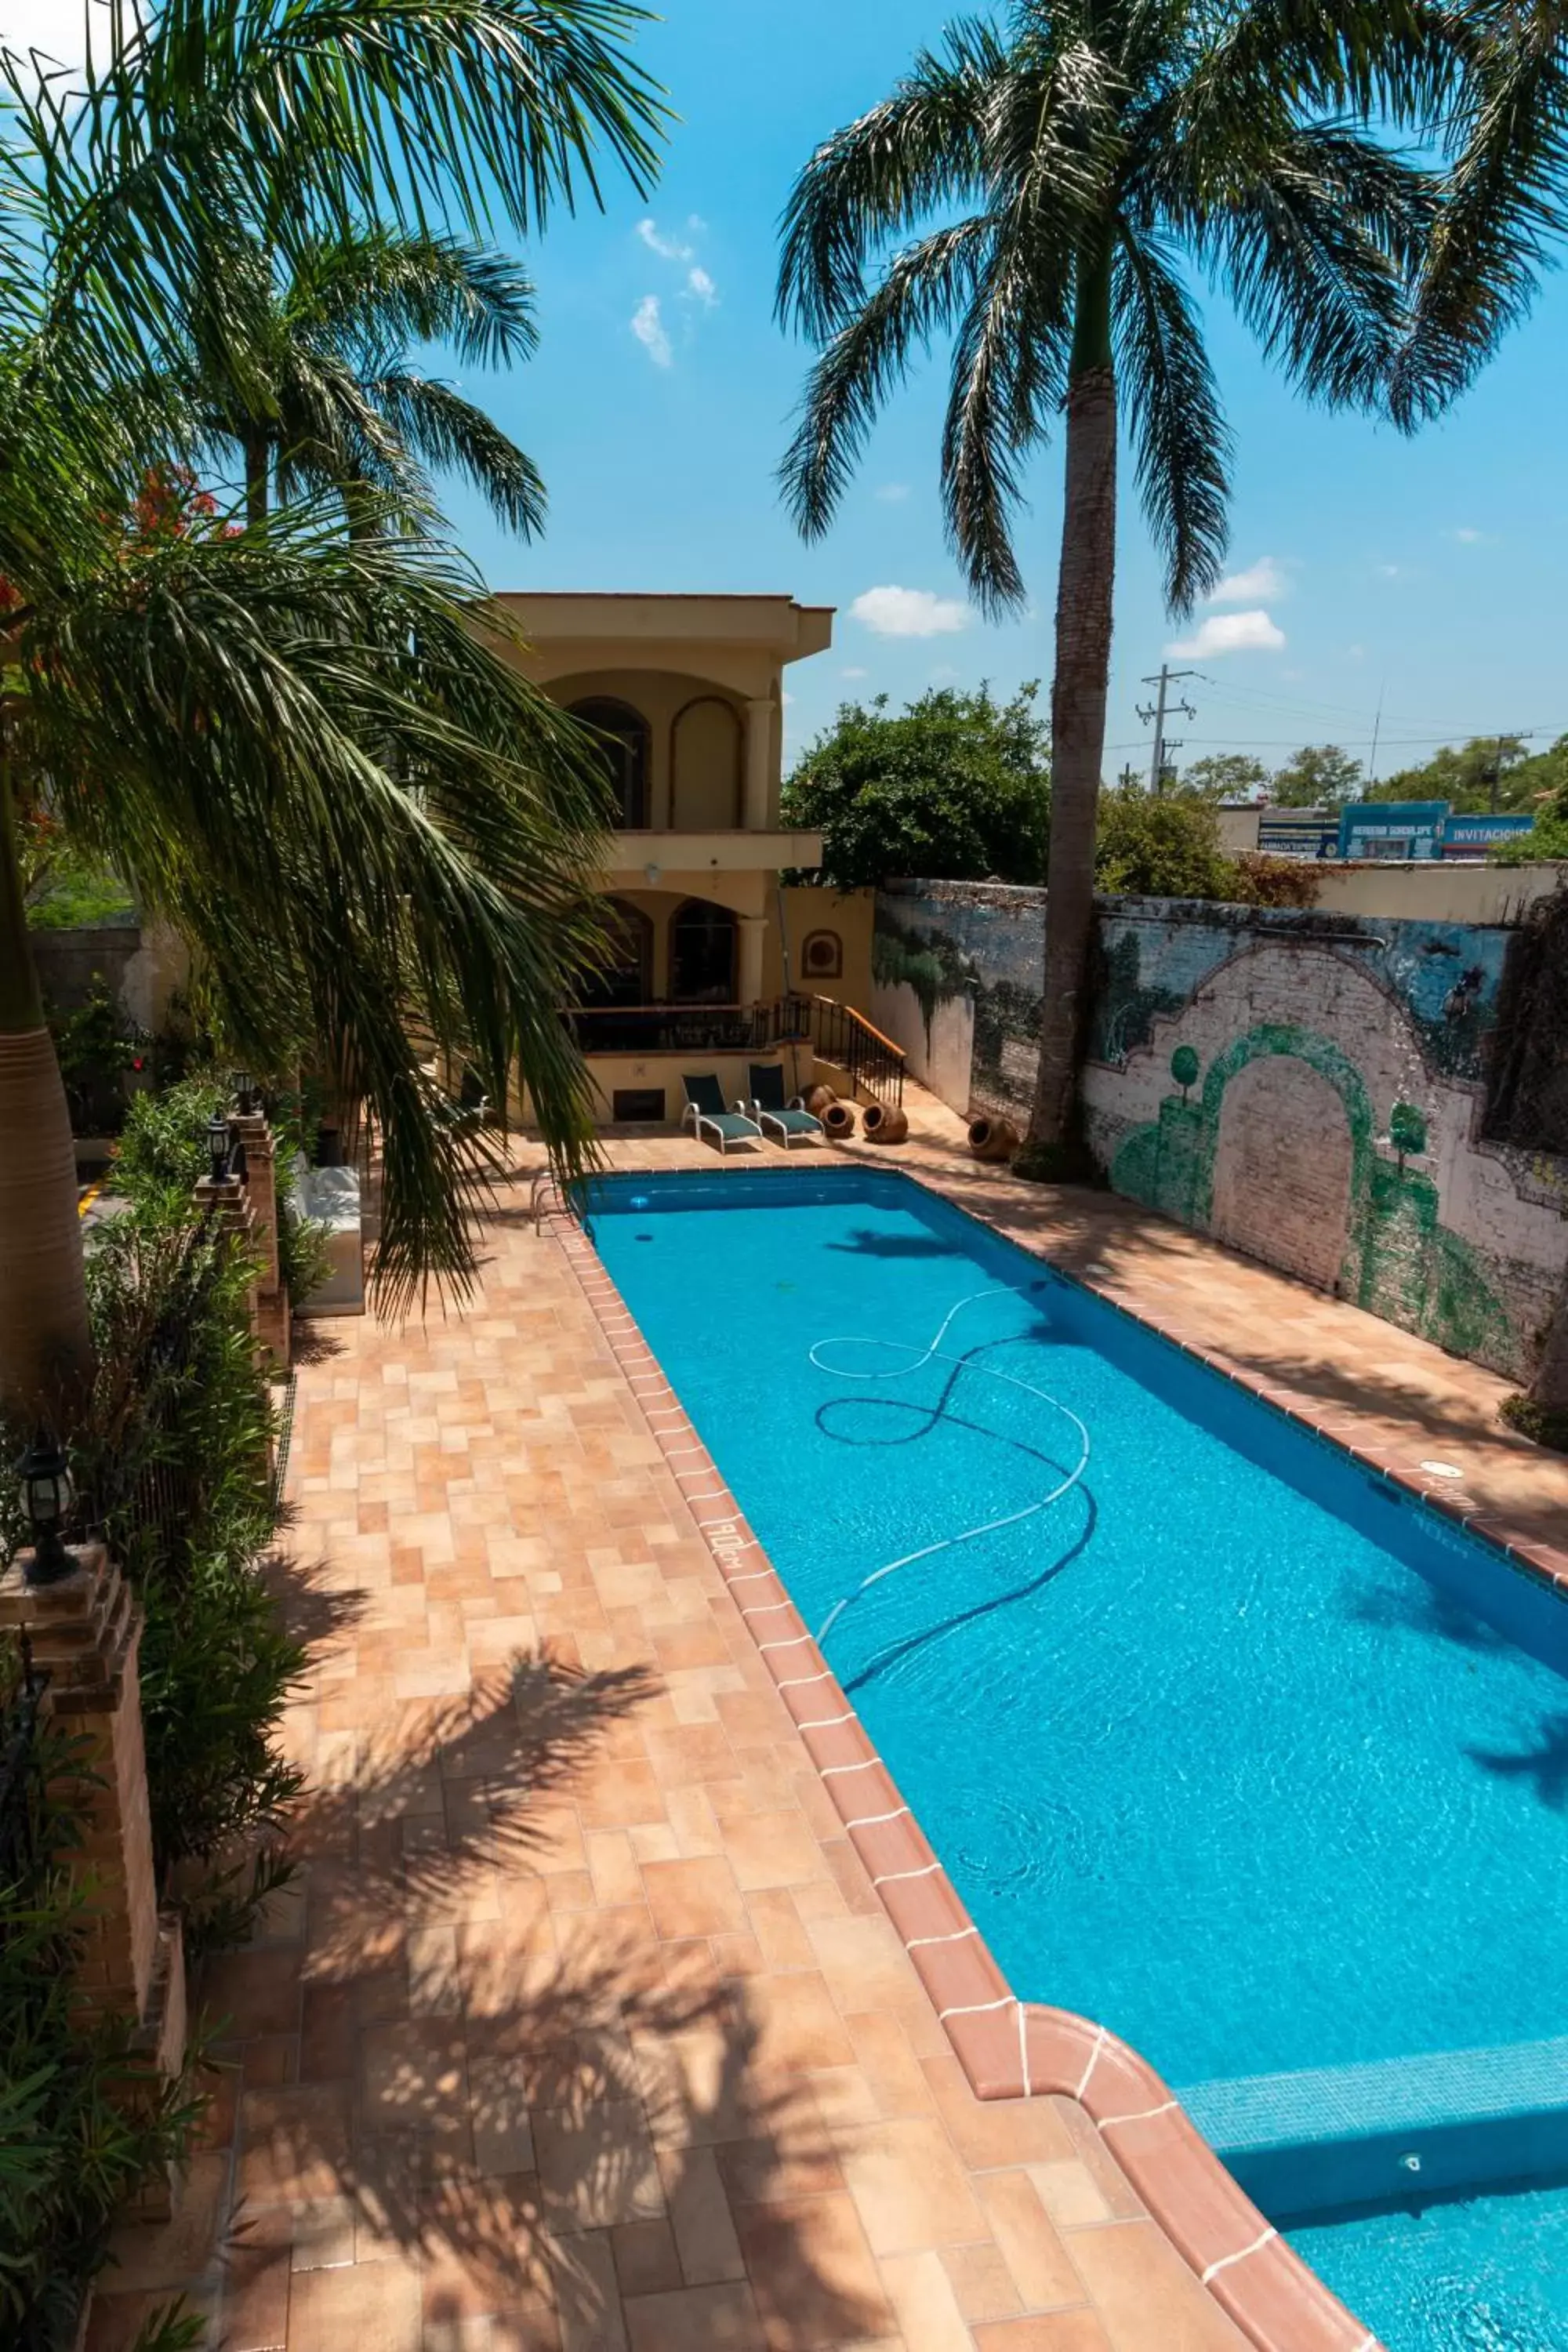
[15,0,1568,783]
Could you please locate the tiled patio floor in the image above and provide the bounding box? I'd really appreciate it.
[86,1087,1566,2352]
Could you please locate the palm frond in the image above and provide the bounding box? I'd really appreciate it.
[779,217,996,539]
[19,509,609,1308]
[284,227,539,368]
[776,19,1004,340]
[4,0,665,384]
[1392,2,1568,424]
[939,225,1073,615]
[1114,227,1229,613]
[1191,120,1427,412]
[369,370,547,536]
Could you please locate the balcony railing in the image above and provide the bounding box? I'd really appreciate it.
[568,994,905,1108]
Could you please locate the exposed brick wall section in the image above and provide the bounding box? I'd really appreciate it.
[0,1544,158,2019]
[1211,1056,1354,1291]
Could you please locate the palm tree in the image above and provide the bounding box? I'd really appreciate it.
[192,228,550,537]
[0,0,664,1427]
[776,0,1441,1172]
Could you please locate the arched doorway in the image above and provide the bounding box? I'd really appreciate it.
[579,898,653,1010]
[568,696,650,829]
[670,899,738,1004]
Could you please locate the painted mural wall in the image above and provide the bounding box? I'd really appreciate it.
[873,882,1568,1382]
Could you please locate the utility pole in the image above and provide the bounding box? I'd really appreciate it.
[1486,731,1531,814]
[1137,665,1198,793]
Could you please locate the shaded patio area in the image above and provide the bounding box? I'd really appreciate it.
[85,1084,1566,2350]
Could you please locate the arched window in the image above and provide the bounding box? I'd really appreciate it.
[671,695,742,829]
[580,898,652,1009]
[569,697,650,829]
[670,899,738,1004]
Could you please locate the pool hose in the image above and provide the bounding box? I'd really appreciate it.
[809,1287,1091,1651]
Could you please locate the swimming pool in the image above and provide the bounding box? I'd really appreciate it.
[582,1165,1568,2347]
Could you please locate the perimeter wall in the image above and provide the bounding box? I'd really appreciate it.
[871,880,1568,1382]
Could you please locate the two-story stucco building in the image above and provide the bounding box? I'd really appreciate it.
[493,590,887,1127]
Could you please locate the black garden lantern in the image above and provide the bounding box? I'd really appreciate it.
[232,1069,260,1116]
[16,1429,74,1586]
[205,1108,233,1184]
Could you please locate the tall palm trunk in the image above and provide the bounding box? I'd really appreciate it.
[0,748,93,1427]
[243,430,270,530]
[1019,241,1116,1176]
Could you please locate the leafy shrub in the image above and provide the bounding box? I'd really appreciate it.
[1228,852,1322,907]
[1501,1393,1568,1452]
[71,1200,303,1951]
[276,1198,333,1309]
[1095,787,1237,898]
[0,1723,206,2349]
[113,1075,225,1210]
[1095,791,1324,906]
[45,980,146,1134]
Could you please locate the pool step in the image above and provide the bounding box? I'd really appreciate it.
[1181,2035,1568,2217]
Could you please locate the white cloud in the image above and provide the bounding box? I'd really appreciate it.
[1,0,121,78]
[685,264,718,308]
[874,483,910,503]
[1210,556,1290,604]
[851,584,969,638]
[637,217,693,263]
[1450,526,1490,545]
[1167,608,1286,657]
[840,666,868,679]
[630,295,672,368]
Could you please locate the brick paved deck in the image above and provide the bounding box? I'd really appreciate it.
[85,1087,1566,2351]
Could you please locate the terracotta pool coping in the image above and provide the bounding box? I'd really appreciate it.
[545,1174,1414,2352]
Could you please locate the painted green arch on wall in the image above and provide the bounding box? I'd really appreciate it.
[1189,1022,1378,1276]
[1108,1014,1515,1364]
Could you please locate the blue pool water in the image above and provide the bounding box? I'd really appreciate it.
[1289,2177,1568,2350]
[585,1167,1568,2347]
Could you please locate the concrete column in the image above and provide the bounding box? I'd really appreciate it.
[738,913,767,1009]
[234,1112,290,1374]
[743,698,775,832]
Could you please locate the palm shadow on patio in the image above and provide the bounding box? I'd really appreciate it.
[132,1648,894,2350]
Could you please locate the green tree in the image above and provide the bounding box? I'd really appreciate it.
[1271,744,1364,806]
[1366,735,1551,812]
[1094,785,1236,900]
[0,0,664,1426]
[782,683,1049,888]
[1181,753,1268,801]
[776,2,1440,1175]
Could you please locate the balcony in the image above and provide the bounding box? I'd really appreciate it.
[568,995,905,1105]
[597,829,823,881]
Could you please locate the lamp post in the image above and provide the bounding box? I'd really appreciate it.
[16,1428,75,1586]
[232,1069,260,1116]
[205,1108,233,1185]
